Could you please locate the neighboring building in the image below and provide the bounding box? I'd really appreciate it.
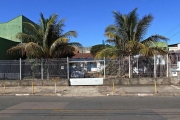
[153,42,168,51]
[78,47,91,53]
[168,43,180,64]
[167,43,180,76]
[0,15,35,60]
[72,53,93,59]
[168,43,180,51]
[0,37,19,60]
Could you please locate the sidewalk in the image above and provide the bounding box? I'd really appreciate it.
[1,85,180,97]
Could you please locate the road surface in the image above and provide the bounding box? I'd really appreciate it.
[0,96,180,120]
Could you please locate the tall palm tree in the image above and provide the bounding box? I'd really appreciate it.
[7,13,82,58]
[96,8,169,77]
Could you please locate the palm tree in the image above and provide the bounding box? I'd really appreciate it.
[7,13,82,58]
[96,8,169,77]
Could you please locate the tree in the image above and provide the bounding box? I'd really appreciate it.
[96,8,169,77]
[90,44,111,56]
[7,13,82,59]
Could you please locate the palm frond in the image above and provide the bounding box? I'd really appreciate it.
[105,32,117,40]
[68,42,82,48]
[62,31,78,38]
[40,13,47,33]
[105,25,119,33]
[16,33,39,43]
[142,47,168,57]
[113,11,127,29]
[22,22,39,34]
[7,43,26,57]
[125,40,148,55]
[134,14,153,41]
[141,34,169,47]
[51,45,76,58]
[25,42,44,58]
[53,18,66,35]
[50,37,69,56]
[48,13,58,25]
[95,47,119,59]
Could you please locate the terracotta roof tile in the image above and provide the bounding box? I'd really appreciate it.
[72,53,93,58]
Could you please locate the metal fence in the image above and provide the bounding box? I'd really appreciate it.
[0,60,20,80]
[94,55,168,78]
[0,58,67,80]
[0,55,174,80]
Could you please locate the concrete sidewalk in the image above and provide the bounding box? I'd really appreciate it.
[1,85,180,97]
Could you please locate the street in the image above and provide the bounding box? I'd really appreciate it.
[0,96,180,120]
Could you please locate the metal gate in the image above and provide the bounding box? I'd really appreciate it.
[68,58,105,85]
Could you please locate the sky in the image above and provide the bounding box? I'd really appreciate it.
[0,0,180,47]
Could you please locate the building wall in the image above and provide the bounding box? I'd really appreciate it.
[156,42,168,51]
[0,37,19,60]
[169,47,178,51]
[178,44,180,50]
[0,16,23,42]
[0,15,35,43]
[0,15,36,60]
[79,47,91,53]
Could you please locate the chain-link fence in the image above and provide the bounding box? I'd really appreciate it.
[105,58,129,78]
[105,55,168,78]
[0,60,20,80]
[0,55,174,80]
[0,58,67,80]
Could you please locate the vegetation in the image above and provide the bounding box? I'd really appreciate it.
[95,8,169,77]
[7,13,82,59]
[90,44,111,56]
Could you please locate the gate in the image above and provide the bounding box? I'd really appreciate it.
[68,58,105,85]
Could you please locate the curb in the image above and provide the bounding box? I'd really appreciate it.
[15,94,30,96]
[1,93,180,97]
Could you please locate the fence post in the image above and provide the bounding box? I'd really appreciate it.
[154,55,156,78]
[67,57,69,79]
[3,83,6,94]
[129,55,130,78]
[137,57,139,75]
[32,82,34,94]
[166,54,169,77]
[54,78,57,94]
[104,57,105,79]
[41,58,43,80]
[20,58,21,80]
[112,82,114,94]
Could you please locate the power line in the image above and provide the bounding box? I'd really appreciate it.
[165,23,180,35]
[169,30,180,38]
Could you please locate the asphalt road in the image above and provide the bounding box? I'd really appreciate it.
[0,96,180,120]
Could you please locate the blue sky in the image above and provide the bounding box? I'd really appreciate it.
[0,0,180,47]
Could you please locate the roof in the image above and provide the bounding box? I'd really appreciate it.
[72,53,93,58]
[168,43,180,47]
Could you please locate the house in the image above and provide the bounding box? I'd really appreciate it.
[0,15,35,60]
[167,43,180,76]
[168,43,180,51]
[168,43,180,64]
[78,47,91,53]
